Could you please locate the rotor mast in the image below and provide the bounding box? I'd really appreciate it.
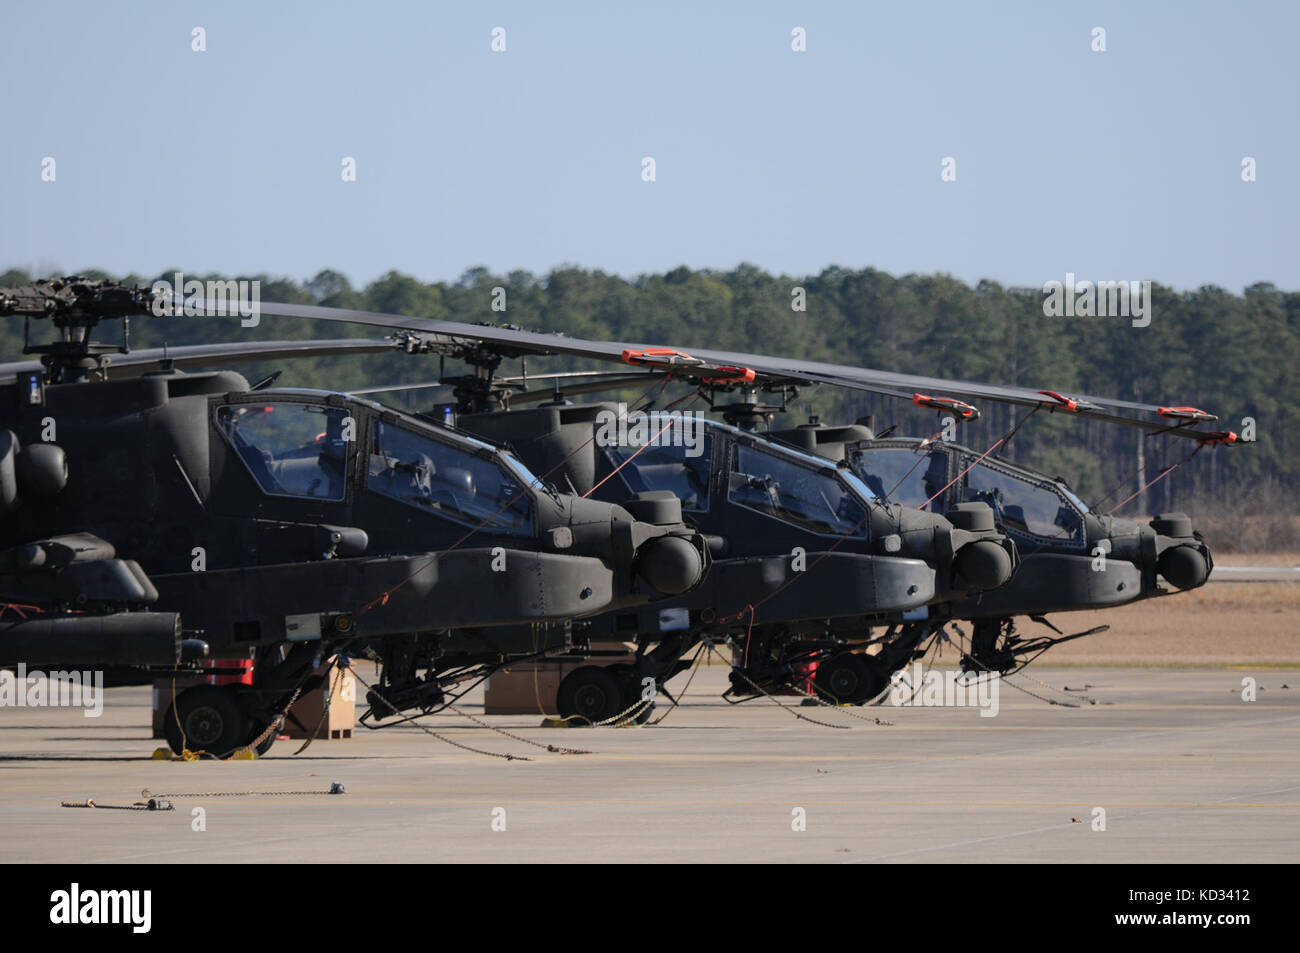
[0,277,155,384]
[714,383,796,432]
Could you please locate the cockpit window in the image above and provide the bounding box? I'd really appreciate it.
[367,421,534,535]
[851,447,946,509]
[729,444,867,537]
[218,402,349,501]
[1056,483,1091,514]
[605,431,713,511]
[962,460,1082,541]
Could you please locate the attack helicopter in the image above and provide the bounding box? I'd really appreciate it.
[40,297,1016,724]
[457,399,1017,719]
[775,418,1213,673]
[430,391,1211,711]
[0,280,1233,733]
[212,360,1021,721]
[0,278,709,755]
[207,297,1235,713]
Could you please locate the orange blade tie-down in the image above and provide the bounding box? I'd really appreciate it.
[912,393,979,420]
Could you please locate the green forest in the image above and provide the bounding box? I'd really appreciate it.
[2,264,1295,550]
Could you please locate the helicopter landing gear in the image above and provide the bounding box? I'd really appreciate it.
[722,622,935,704]
[245,718,278,756]
[557,665,630,724]
[813,652,887,704]
[164,684,282,757]
[164,685,249,757]
[964,618,1019,673]
[607,663,656,724]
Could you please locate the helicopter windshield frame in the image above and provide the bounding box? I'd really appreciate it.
[727,437,870,539]
[216,398,352,503]
[602,427,716,513]
[365,417,536,537]
[959,454,1086,546]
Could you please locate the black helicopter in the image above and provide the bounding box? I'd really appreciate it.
[198,296,1234,713]
[0,280,1234,736]
[197,341,1021,722]
[457,399,1017,719]
[0,278,710,755]
[453,391,1213,710]
[40,297,1016,724]
[773,417,1214,674]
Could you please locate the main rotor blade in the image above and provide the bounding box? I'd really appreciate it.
[0,338,399,381]
[233,301,1229,442]
[349,379,447,396]
[495,369,665,385]
[507,373,671,405]
[352,371,668,403]
[802,369,1225,441]
[241,300,654,363]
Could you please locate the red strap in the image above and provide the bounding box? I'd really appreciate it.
[1198,430,1238,445]
[1038,390,1077,412]
[702,366,756,385]
[621,347,703,368]
[912,393,979,419]
[1158,406,1216,422]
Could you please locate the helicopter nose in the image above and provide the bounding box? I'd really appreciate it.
[1148,513,1212,591]
[953,539,1015,589]
[944,502,1016,590]
[622,491,707,595]
[635,535,705,595]
[1158,545,1210,590]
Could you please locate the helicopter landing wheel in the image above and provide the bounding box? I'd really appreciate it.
[813,653,885,705]
[608,664,656,724]
[164,685,248,757]
[245,719,278,756]
[557,665,625,724]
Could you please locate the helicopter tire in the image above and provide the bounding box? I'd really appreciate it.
[557,665,625,724]
[813,652,885,705]
[164,685,249,757]
[608,664,656,724]
[246,720,278,756]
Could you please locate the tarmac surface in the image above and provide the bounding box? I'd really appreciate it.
[1209,565,1300,583]
[1,665,1297,863]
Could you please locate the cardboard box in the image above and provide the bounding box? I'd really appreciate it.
[483,645,636,715]
[284,661,356,739]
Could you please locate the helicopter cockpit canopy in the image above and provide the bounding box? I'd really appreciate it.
[960,457,1083,542]
[728,440,870,538]
[367,419,534,535]
[603,429,715,511]
[218,397,537,536]
[217,402,349,501]
[850,444,937,507]
[602,419,873,537]
[852,443,1085,544]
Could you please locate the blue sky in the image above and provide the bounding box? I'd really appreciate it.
[1,0,1295,291]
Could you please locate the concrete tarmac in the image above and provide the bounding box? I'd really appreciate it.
[1,666,1297,863]
[1209,565,1300,583]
